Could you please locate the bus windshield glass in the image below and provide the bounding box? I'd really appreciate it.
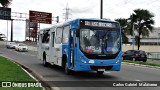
[80,28,120,54]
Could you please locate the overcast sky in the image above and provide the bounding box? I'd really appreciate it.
[0,0,160,41]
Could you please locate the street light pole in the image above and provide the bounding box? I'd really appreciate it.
[132,24,135,50]
[7,20,8,42]
[10,19,13,42]
[100,0,103,19]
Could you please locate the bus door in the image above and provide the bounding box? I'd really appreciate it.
[70,30,77,68]
[50,32,57,65]
[54,27,63,66]
[38,33,43,60]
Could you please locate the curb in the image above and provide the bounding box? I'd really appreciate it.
[122,62,160,69]
[0,55,53,90]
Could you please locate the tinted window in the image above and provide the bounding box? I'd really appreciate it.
[125,50,136,54]
[136,51,146,54]
[42,30,50,43]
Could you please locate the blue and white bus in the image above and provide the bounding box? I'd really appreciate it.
[37,18,122,75]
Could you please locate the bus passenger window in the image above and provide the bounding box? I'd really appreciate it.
[55,27,62,44]
[42,31,50,43]
[39,34,43,43]
[46,34,50,43]
[52,32,55,47]
[62,26,70,43]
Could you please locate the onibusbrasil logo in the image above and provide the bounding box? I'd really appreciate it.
[1,82,42,88]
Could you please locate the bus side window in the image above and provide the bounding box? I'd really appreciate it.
[55,27,62,44]
[42,33,45,43]
[52,32,55,47]
[39,34,43,43]
[62,25,70,43]
[42,30,50,43]
[46,34,50,43]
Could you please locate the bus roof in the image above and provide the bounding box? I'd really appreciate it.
[39,18,119,32]
[59,18,119,27]
[68,18,118,23]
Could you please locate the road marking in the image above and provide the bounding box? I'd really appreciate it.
[51,87,61,90]
[135,80,141,81]
[21,53,26,55]
[105,71,111,74]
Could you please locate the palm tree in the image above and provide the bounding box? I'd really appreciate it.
[115,18,129,43]
[0,0,12,7]
[128,9,154,50]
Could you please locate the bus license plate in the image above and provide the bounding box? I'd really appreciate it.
[98,69,105,71]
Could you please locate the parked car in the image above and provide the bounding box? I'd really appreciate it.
[15,43,28,52]
[122,50,147,62]
[6,42,16,49]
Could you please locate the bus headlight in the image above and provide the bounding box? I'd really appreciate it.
[80,56,87,63]
[116,60,120,64]
[89,60,95,64]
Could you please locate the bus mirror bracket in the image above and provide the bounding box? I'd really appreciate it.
[76,29,80,37]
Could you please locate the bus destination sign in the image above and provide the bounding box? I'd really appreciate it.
[80,20,118,28]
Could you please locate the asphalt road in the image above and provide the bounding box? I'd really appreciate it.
[0,45,160,90]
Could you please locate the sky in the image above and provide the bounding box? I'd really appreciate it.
[0,0,160,41]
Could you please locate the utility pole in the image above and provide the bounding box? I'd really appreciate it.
[100,0,103,19]
[10,19,13,42]
[132,24,135,50]
[7,21,8,41]
[64,3,71,21]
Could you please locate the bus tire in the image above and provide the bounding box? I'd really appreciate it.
[65,62,71,75]
[97,71,104,75]
[43,52,49,67]
[62,55,67,69]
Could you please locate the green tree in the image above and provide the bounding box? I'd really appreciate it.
[115,18,129,43]
[0,0,12,7]
[0,0,12,41]
[128,9,154,50]
[0,33,5,41]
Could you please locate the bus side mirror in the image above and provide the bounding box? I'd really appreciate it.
[76,30,80,37]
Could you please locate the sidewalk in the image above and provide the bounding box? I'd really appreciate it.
[147,59,160,65]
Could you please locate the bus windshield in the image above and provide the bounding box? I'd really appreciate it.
[80,28,120,55]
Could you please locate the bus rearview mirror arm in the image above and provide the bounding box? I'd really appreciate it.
[76,30,80,37]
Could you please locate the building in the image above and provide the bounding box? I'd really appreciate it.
[125,27,160,59]
[128,27,160,45]
[140,27,160,45]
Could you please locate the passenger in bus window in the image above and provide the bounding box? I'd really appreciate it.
[103,33,114,54]
[90,34,98,46]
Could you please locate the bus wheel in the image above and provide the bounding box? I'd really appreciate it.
[65,62,71,75]
[97,71,104,75]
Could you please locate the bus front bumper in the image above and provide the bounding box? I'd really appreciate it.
[74,62,121,72]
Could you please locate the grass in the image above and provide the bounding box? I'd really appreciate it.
[123,60,160,67]
[0,56,43,90]
[149,58,160,61]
